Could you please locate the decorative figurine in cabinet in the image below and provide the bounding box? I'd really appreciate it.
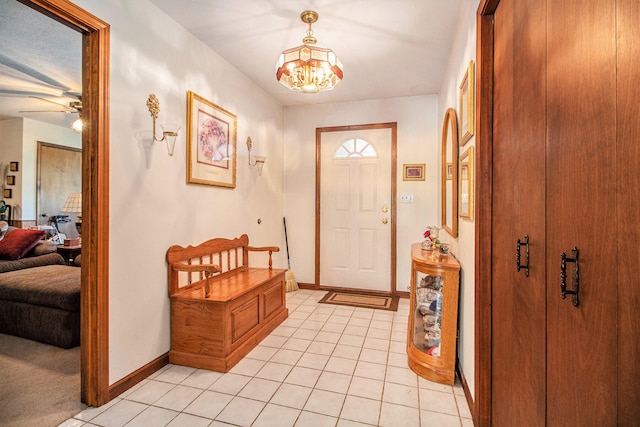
[407,243,461,385]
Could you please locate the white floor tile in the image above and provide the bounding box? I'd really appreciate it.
[246,345,279,362]
[166,412,213,427]
[295,410,338,427]
[125,380,175,405]
[255,361,294,382]
[181,369,223,389]
[418,389,458,416]
[229,357,266,376]
[153,384,203,412]
[306,341,336,355]
[324,356,357,375]
[284,366,322,388]
[340,395,381,425]
[332,344,362,360]
[359,348,389,365]
[296,352,330,370]
[207,373,251,395]
[252,403,300,427]
[125,406,179,426]
[385,365,419,387]
[420,410,462,427]
[315,371,352,394]
[154,365,197,384]
[271,348,304,365]
[269,383,313,409]
[382,382,419,408]
[304,389,346,417]
[347,376,384,401]
[89,399,148,427]
[237,377,281,402]
[354,360,387,381]
[182,390,233,419]
[215,396,265,426]
[379,402,421,427]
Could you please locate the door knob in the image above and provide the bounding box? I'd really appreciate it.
[382,218,389,224]
[382,206,389,213]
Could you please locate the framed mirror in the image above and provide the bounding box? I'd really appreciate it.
[459,146,474,220]
[441,108,459,237]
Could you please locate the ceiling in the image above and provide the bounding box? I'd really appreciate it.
[0,0,464,128]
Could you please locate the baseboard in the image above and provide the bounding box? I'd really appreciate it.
[456,359,475,422]
[109,352,169,401]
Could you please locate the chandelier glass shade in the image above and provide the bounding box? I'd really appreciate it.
[276,11,343,93]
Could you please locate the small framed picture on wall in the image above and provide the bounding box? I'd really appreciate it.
[403,164,425,181]
[9,161,19,172]
[3,189,12,199]
[6,176,15,185]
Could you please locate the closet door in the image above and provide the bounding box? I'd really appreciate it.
[616,0,640,422]
[490,0,546,424]
[546,0,617,424]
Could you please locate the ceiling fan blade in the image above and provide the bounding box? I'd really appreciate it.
[30,96,76,111]
[18,109,70,113]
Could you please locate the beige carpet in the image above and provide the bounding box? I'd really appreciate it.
[0,333,85,427]
[318,291,399,311]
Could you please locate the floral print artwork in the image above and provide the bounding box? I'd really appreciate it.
[197,109,229,169]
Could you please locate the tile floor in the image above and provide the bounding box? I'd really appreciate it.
[59,289,472,427]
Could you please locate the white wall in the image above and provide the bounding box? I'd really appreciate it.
[0,117,81,221]
[74,0,285,384]
[438,0,479,399]
[283,95,439,296]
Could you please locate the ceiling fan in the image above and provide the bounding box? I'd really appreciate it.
[18,95,81,114]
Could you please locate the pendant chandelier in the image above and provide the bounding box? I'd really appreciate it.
[276,10,343,93]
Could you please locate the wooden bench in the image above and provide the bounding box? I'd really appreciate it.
[166,234,288,372]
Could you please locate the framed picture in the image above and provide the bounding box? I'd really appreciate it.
[3,189,12,199]
[403,164,425,181]
[446,163,453,180]
[459,146,474,220]
[186,90,237,188]
[6,175,15,185]
[9,161,19,172]
[459,60,475,146]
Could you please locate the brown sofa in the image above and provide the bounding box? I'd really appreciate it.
[0,225,80,348]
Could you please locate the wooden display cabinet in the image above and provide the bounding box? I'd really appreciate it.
[407,243,461,385]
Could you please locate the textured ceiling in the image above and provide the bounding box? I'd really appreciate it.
[0,0,464,128]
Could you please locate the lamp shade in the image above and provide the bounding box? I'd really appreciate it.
[61,193,82,213]
[276,10,343,93]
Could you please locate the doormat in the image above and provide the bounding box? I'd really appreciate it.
[318,291,399,312]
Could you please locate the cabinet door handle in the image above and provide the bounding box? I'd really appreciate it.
[516,235,530,277]
[560,247,579,307]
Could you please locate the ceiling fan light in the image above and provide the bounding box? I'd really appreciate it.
[71,117,82,132]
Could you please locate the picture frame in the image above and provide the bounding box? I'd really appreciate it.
[446,163,453,180]
[403,164,425,181]
[459,60,475,146]
[9,161,19,172]
[186,90,237,188]
[459,146,474,220]
[3,189,12,199]
[6,176,15,186]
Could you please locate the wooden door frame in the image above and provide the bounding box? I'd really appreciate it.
[315,122,398,295]
[20,0,111,406]
[475,0,499,426]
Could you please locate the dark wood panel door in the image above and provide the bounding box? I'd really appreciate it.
[616,0,640,422]
[546,0,617,425]
[491,0,547,424]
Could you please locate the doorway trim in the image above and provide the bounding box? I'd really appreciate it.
[21,0,111,406]
[475,0,499,426]
[315,122,398,294]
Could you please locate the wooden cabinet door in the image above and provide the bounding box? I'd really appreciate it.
[545,0,617,425]
[491,0,547,424]
[616,0,640,422]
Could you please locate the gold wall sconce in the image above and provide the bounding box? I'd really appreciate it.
[246,137,266,175]
[146,94,180,156]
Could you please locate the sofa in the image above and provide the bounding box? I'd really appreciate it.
[0,223,80,348]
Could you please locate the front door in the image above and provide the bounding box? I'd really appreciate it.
[318,125,395,292]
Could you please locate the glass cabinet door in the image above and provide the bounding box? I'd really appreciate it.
[413,270,444,358]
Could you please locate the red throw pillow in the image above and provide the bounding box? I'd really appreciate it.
[0,229,46,260]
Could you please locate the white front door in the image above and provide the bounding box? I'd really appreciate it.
[319,127,393,292]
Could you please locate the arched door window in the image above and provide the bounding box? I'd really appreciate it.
[334,138,378,158]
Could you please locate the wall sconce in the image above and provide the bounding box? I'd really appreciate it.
[146,94,180,156]
[246,136,266,175]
